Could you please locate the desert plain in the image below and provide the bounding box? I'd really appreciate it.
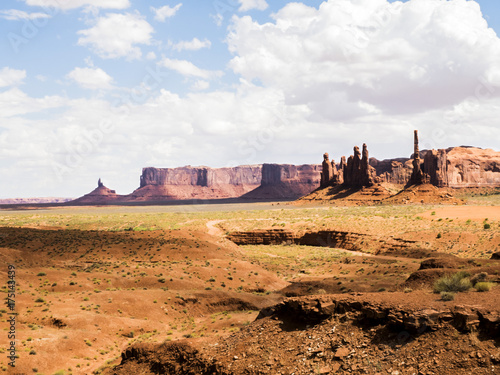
[1,191,500,375]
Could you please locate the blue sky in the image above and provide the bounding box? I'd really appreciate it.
[1,0,500,198]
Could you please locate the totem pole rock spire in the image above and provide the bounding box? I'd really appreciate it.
[407,130,425,186]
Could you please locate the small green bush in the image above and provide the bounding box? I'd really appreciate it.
[433,272,472,293]
[34,297,45,303]
[440,292,455,301]
[36,272,46,277]
[484,223,491,229]
[475,282,493,292]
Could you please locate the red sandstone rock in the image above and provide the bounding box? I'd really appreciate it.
[243,164,321,200]
[70,179,119,204]
[320,153,334,188]
[407,130,426,186]
[341,144,377,188]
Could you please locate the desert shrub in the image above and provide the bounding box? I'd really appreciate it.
[436,233,442,239]
[484,223,491,229]
[433,272,472,293]
[471,272,488,285]
[440,292,455,301]
[34,297,45,303]
[475,282,493,292]
[36,272,46,277]
[340,257,353,264]
[404,288,413,293]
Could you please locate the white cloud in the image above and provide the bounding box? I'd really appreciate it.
[0,67,26,87]
[77,13,153,59]
[212,13,223,27]
[172,38,211,51]
[228,0,500,121]
[151,4,182,22]
[3,0,500,199]
[0,9,52,21]
[0,88,66,117]
[191,80,210,91]
[67,67,114,90]
[146,51,157,60]
[159,58,223,80]
[238,0,268,12]
[22,0,130,10]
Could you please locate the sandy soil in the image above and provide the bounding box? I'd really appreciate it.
[0,201,499,375]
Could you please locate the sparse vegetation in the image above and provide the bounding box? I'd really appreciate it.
[474,282,493,292]
[0,198,499,374]
[440,291,455,301]
[433,272,472,293]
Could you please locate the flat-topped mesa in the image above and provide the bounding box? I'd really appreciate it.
[139,166,262,188]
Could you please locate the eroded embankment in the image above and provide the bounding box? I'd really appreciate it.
[226,229,431,257]
[111,292,500,375]
[258,295,499,334]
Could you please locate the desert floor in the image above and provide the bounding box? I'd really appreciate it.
[0,194,499,374]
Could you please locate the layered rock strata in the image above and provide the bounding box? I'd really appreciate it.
[322,132,500,189]
[243,164,321,199]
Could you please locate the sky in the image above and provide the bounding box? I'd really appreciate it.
[1,0,500,198]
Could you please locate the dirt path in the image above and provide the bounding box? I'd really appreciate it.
[206,220,225,236]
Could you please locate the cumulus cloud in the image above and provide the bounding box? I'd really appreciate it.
[0,88,66,117]
[0,9,52,20]
[67,67,114,90]
[172,38,211,51]
[3,0,500,199]
[77,13,153,59]
[22,0,130,10]
[228,0,500,121]
[151,4,182,22]
[159,58,223,79]
[238,0,268,12]
[191,80,210,91]
[0,67,26,87]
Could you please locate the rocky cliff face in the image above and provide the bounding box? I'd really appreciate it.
[431,147,500,188]
[369,158,413,185]
[363,147,500,188]
[129,165,262,201]
[243,164,321,199]
[139,166,262,188]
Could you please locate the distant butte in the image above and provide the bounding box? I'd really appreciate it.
[70,179,119,205]
[319,130,500,190]
[67,131,500,205]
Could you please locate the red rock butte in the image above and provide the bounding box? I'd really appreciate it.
[69,131,500,205]
[320,130,500,190]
